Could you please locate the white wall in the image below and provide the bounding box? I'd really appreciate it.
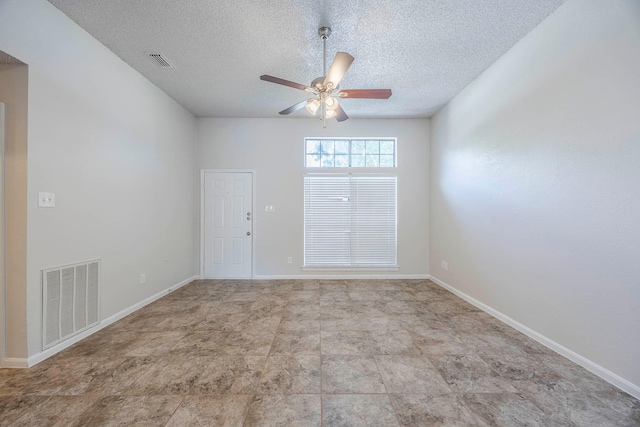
[0,0,197,359]
[430,0,640,393]
[197,118,429,278]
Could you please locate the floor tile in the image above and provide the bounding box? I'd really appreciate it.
[225,291,263,302]
[262,281,294,293]
[321,330,379,355]
[245,394,321,427]
[538,353,620,393]
[322,355,386,393]
[191,311,248,331]
[390,313,449,331]
[121,331,186,356]
[250,296,289,314]
[277,319,320,332]
[389,393,480,427]
[456,331,527,356]
[594,388,640,422]
[436,313,487,330]
[191,356,266,394]
[9,395,100,427]
[0,396,49,424]
[280,304,320,321]
[320,282,349,292]
[430,354,519,393]
[4,279,638,426]
[82,356,158,395]
[461,392,548,427]
[376,356,452,394]
[411,328,476,355]
[257,356,321,394]
[170,330,274,357]
[74,395,184,426]
[270,331,320,355]
[373,329,423,355]
[321,317,394,332]
[349,290,386,301]
[233,313,282,333]
[168,330,229,356]
[0,368,30,396]
[19,356,127,395]
[322,394,399,427]
[165,395,252,427]
[480,354,579,394]
[377,300,418,314]
[320,290,351,303]
[128,355,208,395]
[291,281,320,291]
[523,389,638,427]
[288,291,321,302]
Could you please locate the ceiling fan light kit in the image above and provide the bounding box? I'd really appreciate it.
[260,26,392,126]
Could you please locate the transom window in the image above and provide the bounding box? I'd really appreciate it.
[305,138,396,168]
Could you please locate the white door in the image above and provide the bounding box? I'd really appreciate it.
[203,172,253,278]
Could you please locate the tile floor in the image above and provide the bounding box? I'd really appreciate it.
[0,279,638,426]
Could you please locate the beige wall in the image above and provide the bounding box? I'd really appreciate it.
[0,64,28,359]
[197,118,430,278]
[430,0,640,394]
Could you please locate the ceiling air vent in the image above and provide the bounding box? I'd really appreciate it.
[147,52,175,69]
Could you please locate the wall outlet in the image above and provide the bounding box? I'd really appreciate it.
[140,274,146,284]
[287,257,292,264]
[441,261,449,271]
[38,192,56,207]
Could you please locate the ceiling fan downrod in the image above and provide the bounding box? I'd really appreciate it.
[317,27,333,126]
[319,27,331,77]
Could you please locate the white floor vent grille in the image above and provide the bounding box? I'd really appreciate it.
[42,259,100,349]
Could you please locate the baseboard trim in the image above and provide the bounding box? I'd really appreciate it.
[429,275,640,400]
[12,275,198,369]
[253,274,430,280]
[0,357,29,368]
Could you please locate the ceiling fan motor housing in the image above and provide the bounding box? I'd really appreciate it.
[318,27,332,40]
[259,24,391,123]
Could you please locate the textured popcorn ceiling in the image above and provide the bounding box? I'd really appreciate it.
[47,0,565,118]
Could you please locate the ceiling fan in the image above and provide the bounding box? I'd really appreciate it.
[260,27,392,125]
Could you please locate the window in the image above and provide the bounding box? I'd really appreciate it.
[304,174,397,268]
[305,138,396,168]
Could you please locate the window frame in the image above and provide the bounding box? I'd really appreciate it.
[304,137,397,169]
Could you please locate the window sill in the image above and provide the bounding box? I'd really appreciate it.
[301,266,400,272]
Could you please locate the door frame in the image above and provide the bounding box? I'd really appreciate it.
[0,103,5,362]
[200,169,256,279]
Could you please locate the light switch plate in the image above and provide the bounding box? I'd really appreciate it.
[265,205,275,212]
[38,192,55,208]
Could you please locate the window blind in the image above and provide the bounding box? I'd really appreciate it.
[304,174,397,267]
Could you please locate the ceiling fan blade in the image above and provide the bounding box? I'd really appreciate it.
[324,52,354,88]
[335,105,349,122]
[260,75,311,92]
[337,89,392,99]
[279,100,308,115]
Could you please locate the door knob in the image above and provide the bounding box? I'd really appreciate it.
[246,231,251,236]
